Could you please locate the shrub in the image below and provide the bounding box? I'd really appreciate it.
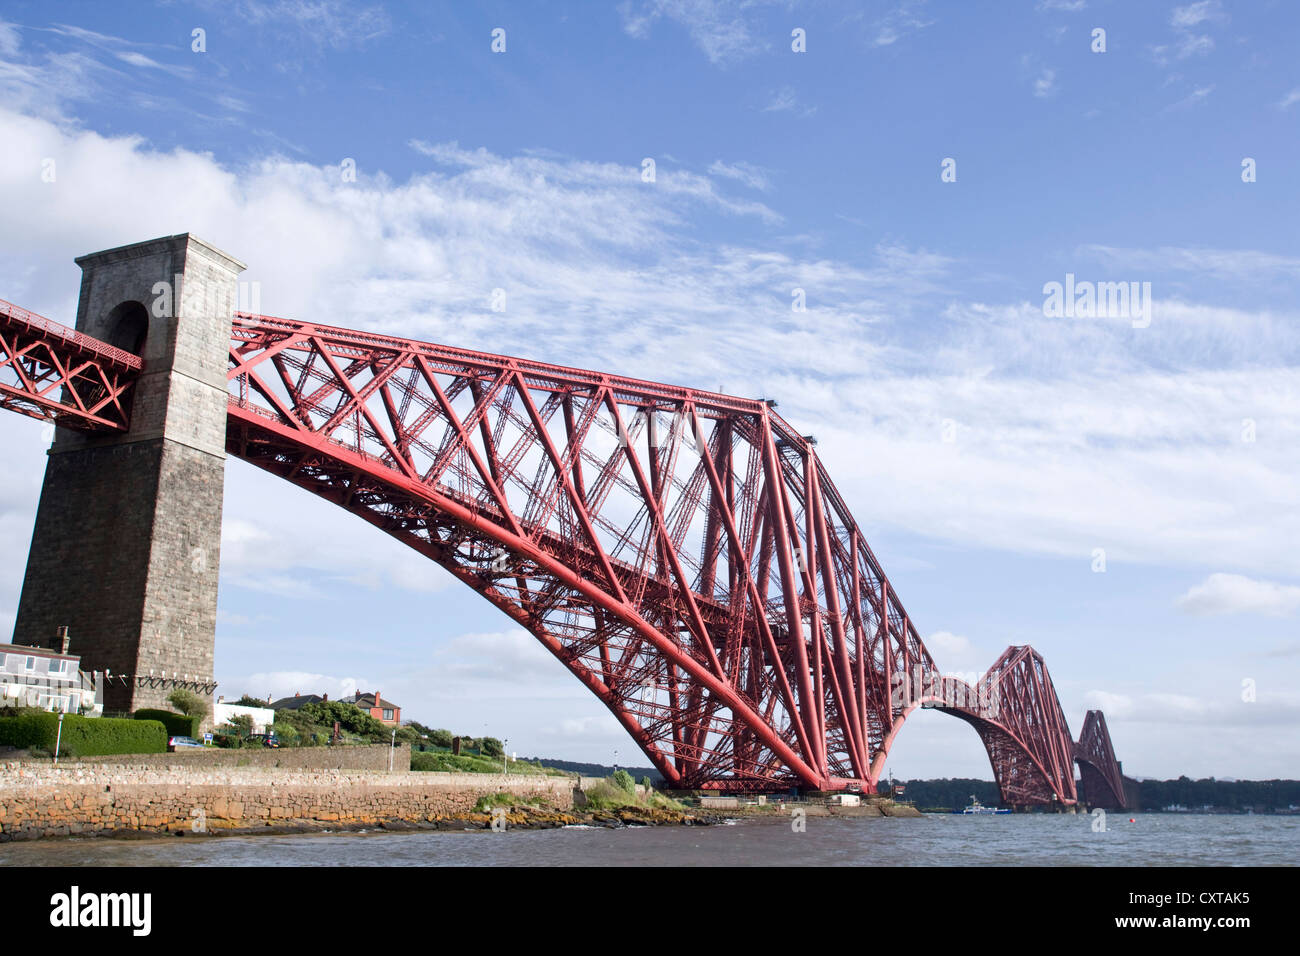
[166,688,208,718]
[429,728,453,748]
[0,713,166,756]
[234,695,268,707]
[480,736,504,758]
[613,769,636,794]
[133,709,201,738]
[393,725,423,745]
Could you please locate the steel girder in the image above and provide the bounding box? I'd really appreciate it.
[0,298,141,431]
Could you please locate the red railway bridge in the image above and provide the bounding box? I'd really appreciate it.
[0,237,1128,808]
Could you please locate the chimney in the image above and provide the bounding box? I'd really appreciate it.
[56,625,70,655]
[375,691,381,707]
[323,693,328,701]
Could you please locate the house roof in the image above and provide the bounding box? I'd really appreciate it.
[0,643,79,662]
[269,693,325,710]
[346,692,399,710]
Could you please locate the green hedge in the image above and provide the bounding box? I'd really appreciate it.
[0,713,166,756]
[133,708,201,738]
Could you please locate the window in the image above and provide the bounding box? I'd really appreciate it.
[382,709,394,721]
[24,656,36,672]
[48,659,68,675]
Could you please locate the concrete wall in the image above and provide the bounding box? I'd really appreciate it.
[0,765,574,841]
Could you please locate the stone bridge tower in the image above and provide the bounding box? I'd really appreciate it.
[12,234,243,716]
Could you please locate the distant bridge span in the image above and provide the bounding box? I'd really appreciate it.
[1,269,1128,805]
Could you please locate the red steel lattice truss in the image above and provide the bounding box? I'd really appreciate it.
[1074,709,1128,809]
[0,298,141,432]
[0,299,1129,803]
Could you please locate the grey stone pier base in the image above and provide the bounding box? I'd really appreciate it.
[12,234,244,717]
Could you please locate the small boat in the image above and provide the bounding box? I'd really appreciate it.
[954,794,1011,815]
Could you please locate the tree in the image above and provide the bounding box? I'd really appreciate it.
[613,769,636,794]
[234,695,268,708]
[167,688,207,718]
[429,728,452,748]
[297,700,387,739]
[225,713,254,738]
[481,736,504,758]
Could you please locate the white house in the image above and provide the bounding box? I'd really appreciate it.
[214,699,275,734]
[0,642,103,716]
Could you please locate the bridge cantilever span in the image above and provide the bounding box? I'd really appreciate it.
[2,286,1128,802]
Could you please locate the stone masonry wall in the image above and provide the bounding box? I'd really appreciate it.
[5,742,413,772]
[0,765,575,841]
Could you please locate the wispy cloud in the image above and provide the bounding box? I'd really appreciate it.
[761,85,815,115]
[1279,88,1300,111]
[1082,244,1300,280]
[708,159,772,191]
[1034,67,1058,98]
[619,0,773,66]
[870,0,935,47]
[1171,1,1225,30]
[223,0,390,48]
[1152,0,1225,64]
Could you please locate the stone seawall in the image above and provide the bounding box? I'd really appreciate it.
[0,765,575,841]
[4,742,412,772]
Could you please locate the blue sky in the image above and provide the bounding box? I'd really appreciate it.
[1,0,1298,780]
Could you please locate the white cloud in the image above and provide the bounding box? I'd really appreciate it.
[1036,0,1086,10]
[1279,89,1300,111]
[926,631,993,674]
[1176,574,1300,617]
[1034,68,1058,98]
[229,670,364,702]
[1170,1,1224,30]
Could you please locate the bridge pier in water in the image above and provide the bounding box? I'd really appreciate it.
[12,235,244,716]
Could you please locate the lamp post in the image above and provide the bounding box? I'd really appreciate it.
[502,738,509,774]
[388,727,396,772]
